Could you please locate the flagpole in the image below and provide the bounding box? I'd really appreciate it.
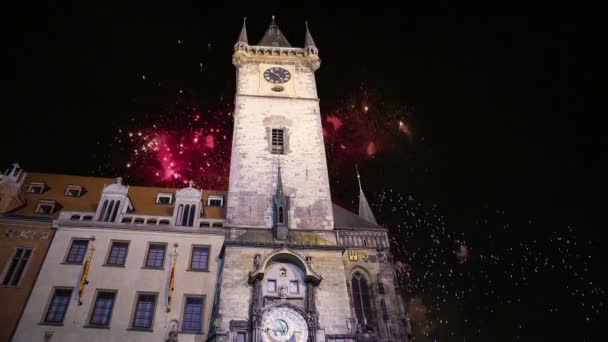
[78,236,95,305]
[167,242,178,312]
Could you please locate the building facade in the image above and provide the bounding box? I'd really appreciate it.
[11,18,408,342]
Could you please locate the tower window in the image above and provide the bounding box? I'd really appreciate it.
[271,128,285,154]
[278,206,284,224]
[352,271,374,330]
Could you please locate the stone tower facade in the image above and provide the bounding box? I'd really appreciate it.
[212,18,409,342]
[225,17,334,231]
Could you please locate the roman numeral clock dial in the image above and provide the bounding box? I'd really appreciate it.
[264,67,291,84]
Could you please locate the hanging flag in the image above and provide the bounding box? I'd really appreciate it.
[167,245,178,312]
[78,239,95,305]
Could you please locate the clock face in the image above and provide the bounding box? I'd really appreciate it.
[261,307,308,342]
[264,67,291,84]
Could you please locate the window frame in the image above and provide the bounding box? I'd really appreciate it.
[188,245,211,272]
[289,280,299,294]
[41,287,73,325]
[267,279,277,293]
[270,128,285,154]
[104,240,130,267]
[86,289,117,328]
[1,246,33,287]
[155,192,173,205]
[35,199,56,214]
[64,184,83,197]
[63,238,90,265]
[143,243,167,269]
[129,291,158,331]
[180,294,205,334]
[206,195,224,207]
[27,182,46,194]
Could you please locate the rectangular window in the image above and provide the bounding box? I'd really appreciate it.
[28,182,45,193]
[65,184,83,197]
[236,332,247,342]
[289,280,299,294]
[182,296,204,333]
[190,246,209,271]
[207,195,224,207]
[267,280,276,292]
[271,128,285,154]
[44,288,72,323]
[106,241,129,266]
[132,293,157,329]
[65,239,89,264]
[35,200,56,214]
[89,291,116,326]
[156,193,173,204]
[2,247,32,286]
[145,244,166,268]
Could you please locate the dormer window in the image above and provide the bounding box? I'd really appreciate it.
[65,184,83,197]
[207,195,224,207]
[35,199,56,214]
[28,182,46,194]
[156,193,173,205]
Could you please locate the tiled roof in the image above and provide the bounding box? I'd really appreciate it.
[332,204,384,230]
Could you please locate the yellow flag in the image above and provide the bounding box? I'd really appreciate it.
[78,240,94,305]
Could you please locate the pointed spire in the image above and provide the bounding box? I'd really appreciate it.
[304,21,317,48]
[259,16,291,47]
[236,17,248,45]
[356,166,378,224]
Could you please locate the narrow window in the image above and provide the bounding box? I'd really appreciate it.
[188,205,196,226]
[176,204,184,226]
[182,296,204,333]
[65,240,89,264]
[145,244,166,268]
[98,200,108,221]
[44,288,72,323]
[106,242,129,266]
[132,293,157,329]
[190,246,209,271]
[380,299,389,321]
[352,271,373,328]
[278,206,284,224]
[104,200,115,222]
[110,200,121,222]
[267,279,276,292]
[2,247,32,286]
[182,204,190,226]
[89,291,116,326]
[271,128,285,154]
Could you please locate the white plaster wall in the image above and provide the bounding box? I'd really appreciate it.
[13,226,224,342]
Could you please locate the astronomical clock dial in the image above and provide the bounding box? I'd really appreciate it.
[261,307,308,342]
[263,67,292,84]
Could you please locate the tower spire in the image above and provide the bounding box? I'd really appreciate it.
[356,166,378,224]
[258,16,291,47]
[304,21,317,48]
[236,17,248,45]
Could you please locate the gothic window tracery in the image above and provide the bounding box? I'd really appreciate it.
[351,271,374,330]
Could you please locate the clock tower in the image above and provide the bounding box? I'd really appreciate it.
[226,17,334,232]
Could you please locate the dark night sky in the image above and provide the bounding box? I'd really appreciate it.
[5,4,600,340]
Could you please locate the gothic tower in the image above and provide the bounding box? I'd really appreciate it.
[226,17,334,231]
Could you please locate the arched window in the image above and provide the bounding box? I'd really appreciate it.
[352,271,373,329]
[182,204,190,226]
[98,200,108,221]
[187,205,195,226]
[176,204,184,226]
[104,200,115,222]
[110,200,121,222]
